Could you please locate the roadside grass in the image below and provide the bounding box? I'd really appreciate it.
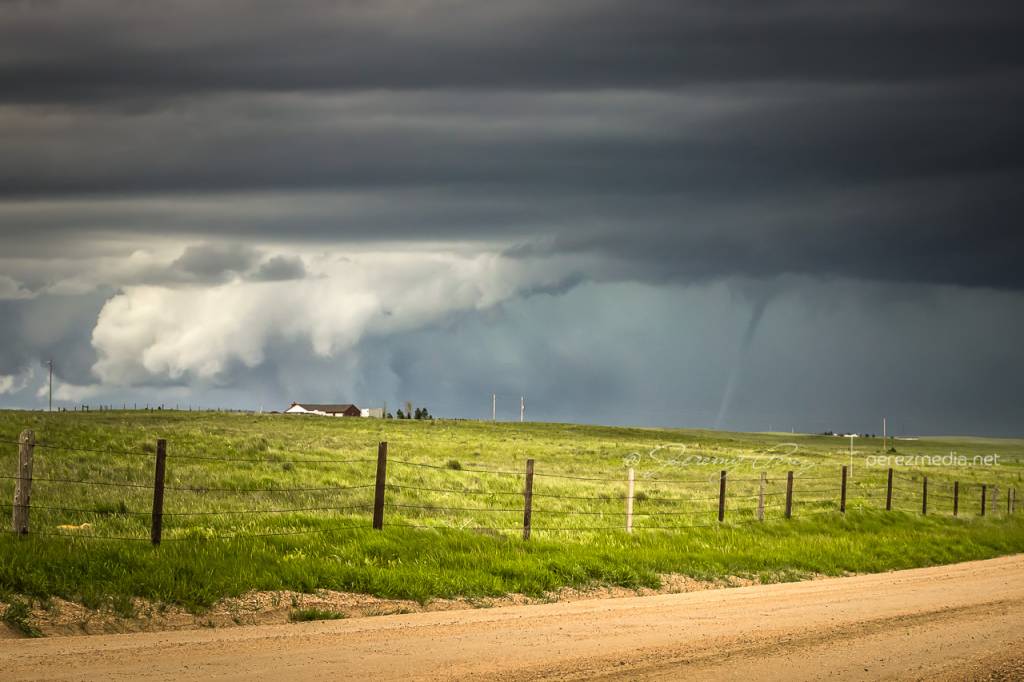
[2,510,1023,612]
[289,608,348,622]
[2,597,43,637]
[1,411,1023,614]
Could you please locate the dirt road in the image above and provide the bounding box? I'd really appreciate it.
[5,555,1024,681]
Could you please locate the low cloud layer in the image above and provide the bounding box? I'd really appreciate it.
[0,275,33,300]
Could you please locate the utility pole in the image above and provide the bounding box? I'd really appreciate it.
[520,396,525,423]
[883,417,887,447]
[849,434,858,478]
[492,393,496,422]
[47,359,53,412]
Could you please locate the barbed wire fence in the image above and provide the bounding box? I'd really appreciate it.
[1,428,1018,545]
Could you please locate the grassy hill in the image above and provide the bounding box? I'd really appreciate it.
[2,410,1023,613]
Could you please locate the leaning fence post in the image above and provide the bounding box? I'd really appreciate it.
[372,441,388,530]
[922,476,928,516]
[886,468,893,511]
[626,467,635,533]
[522,458,534,540]
[840,465,848,514]
[12,429,35,536]
[150,439,167,545]
[954,481,959,517]
[757,472,766,521]
[784,471,794,519]
[981,484,987,517]
[718,470,727,523]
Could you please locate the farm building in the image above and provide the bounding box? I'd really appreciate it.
[285,402,361,417]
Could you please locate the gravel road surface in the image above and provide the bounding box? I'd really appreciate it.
[4,555,1024,680]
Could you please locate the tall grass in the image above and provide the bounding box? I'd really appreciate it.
[1,411,1022,610]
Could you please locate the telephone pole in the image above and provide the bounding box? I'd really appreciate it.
[47,359,53,412]
[520,395,525,422]
[849,434,855,477]
[492,393,496,421]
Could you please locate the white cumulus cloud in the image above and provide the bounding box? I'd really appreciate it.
[90,247,584,386]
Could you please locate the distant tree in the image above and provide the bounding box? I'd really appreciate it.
[396,409,405,419]
[386,412,394,419]
[414,407,424,419]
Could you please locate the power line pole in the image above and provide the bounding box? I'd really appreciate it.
[849,434,855,477]
[492,393,496,422]
[520,395,525,422]
[47,359,53,412]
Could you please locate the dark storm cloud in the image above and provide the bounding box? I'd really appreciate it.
[171,243,260,281]
[1,1,1022,102]
[1,1,1023,292]
[2,0,1024,434]
[133,243,305,286]
[249,255,307,282]
[2,81,1023,289]
[3,81,1023,198]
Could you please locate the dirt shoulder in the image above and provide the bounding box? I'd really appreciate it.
[1,572,763,638]
[3,555,1024,681]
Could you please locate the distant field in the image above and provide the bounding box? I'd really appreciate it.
[1,411,1023,614]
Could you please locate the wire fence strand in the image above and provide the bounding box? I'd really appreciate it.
[4,434,1019,543]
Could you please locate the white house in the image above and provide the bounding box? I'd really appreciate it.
[285,402,361,417]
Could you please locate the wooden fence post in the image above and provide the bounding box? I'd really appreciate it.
[757,472,766,521]
[840,465,848,514]
[626,467,635,533]
[372,442,388,530]
[522,458,534,540]
[981,484,987,517]
[922,476,928,516]
[885,468,893,511]
[718,470,727,523]
[954,481,959,517]
[11,429,35,536]
[150,439,167,545]
[1010,488,1015,515]
[784,471,794,519]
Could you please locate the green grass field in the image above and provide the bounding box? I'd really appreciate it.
[2,410,1023,613]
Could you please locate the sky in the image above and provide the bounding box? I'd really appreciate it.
[1,1,1023,435]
